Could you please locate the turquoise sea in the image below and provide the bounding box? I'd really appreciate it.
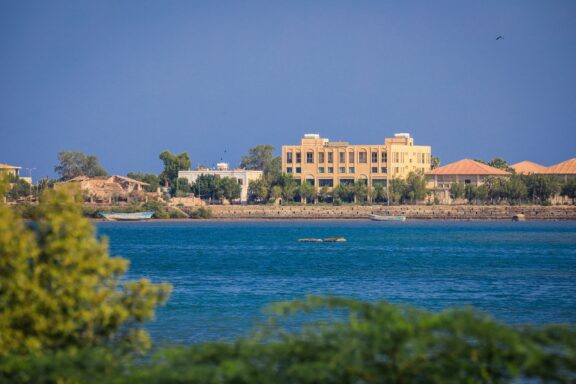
[98,221,576,345]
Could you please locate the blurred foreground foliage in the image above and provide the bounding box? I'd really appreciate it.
[0,182,171,357]
[1,296,575,383]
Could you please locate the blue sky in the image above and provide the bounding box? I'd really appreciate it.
[1,0,575,179]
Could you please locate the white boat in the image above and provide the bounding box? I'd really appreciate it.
[99,211,154,221]
[368,214,406,222]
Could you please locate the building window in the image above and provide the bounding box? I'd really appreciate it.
[371,167,378,173]
[371,152,378,163]
[349,152,355,163]
[287,167,293,173]
[381,152,387,162]
[339,152,346,163]
[327,167,333,173]
[319,152,325,163]
[296,153,301,163]
[296,167,301,174]
[349,167,355,173]
[286,152,293,163]
[319,167,325,174]
[306,152,314,164]
[237,179,243,185]
[318,179,334,187]
[328,152,333,163]
[381,167,387,174]
[359,151,367,163]
[465,179,471,184]
[339,167,346,173]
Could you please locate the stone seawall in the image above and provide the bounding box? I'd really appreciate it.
[208,205,576,220]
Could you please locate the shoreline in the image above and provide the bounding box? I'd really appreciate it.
[91,204,576,222]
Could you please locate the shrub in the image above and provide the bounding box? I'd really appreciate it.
[0,184,171,356]
[190,207,213,219]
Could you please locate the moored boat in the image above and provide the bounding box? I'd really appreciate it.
[99,211,155,221]
[368,214,406,222]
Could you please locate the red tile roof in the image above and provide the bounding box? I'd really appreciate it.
[426,159,510,176]
[510,161,548,175]
[543,158,576,174]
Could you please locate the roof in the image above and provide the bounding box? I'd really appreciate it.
[543,158,576,174]
[110,175,150,186]
[0,163,21,170]
[510,161,548,175]
[426,159,510,176]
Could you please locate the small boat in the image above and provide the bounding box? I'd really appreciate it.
[99,211,154,221]
[368,214,406,222]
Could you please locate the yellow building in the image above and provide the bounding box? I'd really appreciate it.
[281,133,431,189]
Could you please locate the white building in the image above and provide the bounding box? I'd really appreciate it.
[178,163,263,203]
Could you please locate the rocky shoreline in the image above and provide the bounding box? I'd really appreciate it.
[206,205,576,221]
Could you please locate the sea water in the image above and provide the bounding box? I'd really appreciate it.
[97,221,576,345]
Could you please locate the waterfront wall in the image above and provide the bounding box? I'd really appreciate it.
[208,205,576,220]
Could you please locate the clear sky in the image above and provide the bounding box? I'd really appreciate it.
[1,1,575,179]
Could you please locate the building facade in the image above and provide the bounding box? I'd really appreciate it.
[426,159,511,204]
[281,133,431,189]
[178,163,263,203]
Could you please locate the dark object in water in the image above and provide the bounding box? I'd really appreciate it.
[298,237,347,243]
[512,214,526,222]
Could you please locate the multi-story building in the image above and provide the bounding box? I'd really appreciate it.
[281,133,431,189]
[178,163,263,203]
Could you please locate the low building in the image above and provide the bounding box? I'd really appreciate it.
[0,163,21,178]
[54,175,152,204]
[281,133,432,190]
[511,161,548,175]
[542,158,576,182]
[426,159,510,204]
[178,163,263,203]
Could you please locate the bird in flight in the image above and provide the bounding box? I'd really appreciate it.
[496,36,504,40]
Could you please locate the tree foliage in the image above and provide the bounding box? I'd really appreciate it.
[126,172,160,193]
[0,184,171,356]
[54,151,108,180]
[158,151,191,192]
[450,182,465,200]
[431,155,441,170]
[240,144,275,170]
[4,296,575,383]
[298,181,315,204]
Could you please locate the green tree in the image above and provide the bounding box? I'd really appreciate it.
[175,177,191,197]
[449,182,465,201]
[317,185,331,203]
[353,180,368,203]
[217,177,241,202]
[264,156,282,184]
[389,178,408,204]
[464,184,478,204]
[127,172,160,193]
[54,151,108,180]
[240,145,275,170]
[270,185,283,202]
[248,177,269,203]
[6,179,31,201]
[561,178,576,204]
[505,175,528,204]
[372,182,387,203]
[406,172,428,202]
[298,181,316,204]
[525,174,560,204]
[158,151,191,193]
[193,174,219,200]
[487,157,514,172]
[0,184,171,356]
[431,155,441,170]
[331,183,352,203]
